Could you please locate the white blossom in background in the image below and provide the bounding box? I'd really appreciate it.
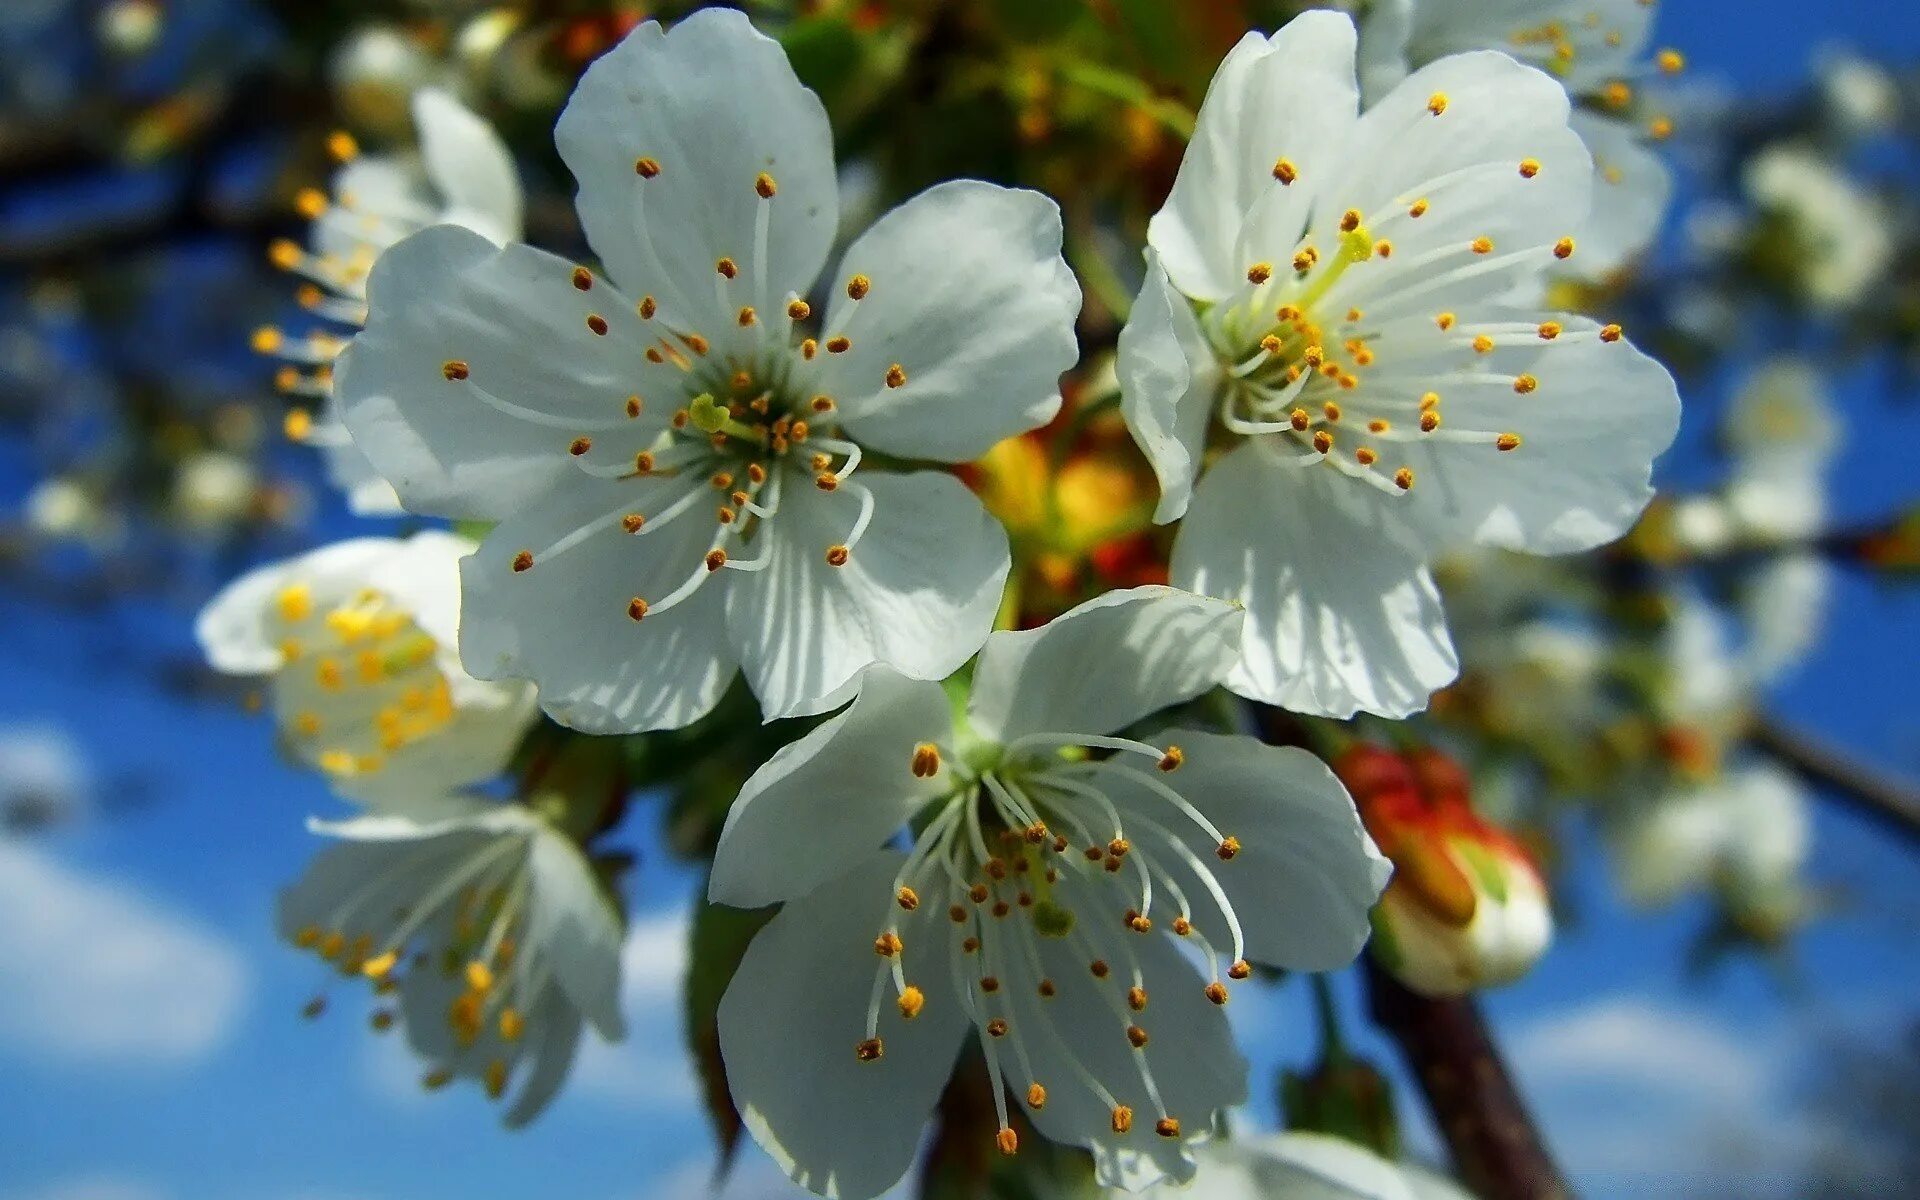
[196,531,537,806]
[708,588,1389,1197]
[1357,0,1677,279]
[258,87,523,514]
[172,449,258,532]
[1612,763,1811,910]
[337,9,1079,733]
[1721,359,1840,545]
[1141,1132,1473,1200]
[1120,11,1680,720]
[1743,144,1894,311]
[1815,48,1901,141]
[279,794,624,1125]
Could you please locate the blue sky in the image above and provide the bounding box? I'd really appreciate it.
[2,3,1918,1200]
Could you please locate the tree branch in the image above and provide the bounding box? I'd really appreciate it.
[1363,958,1573,1200]
[1750,714,1920,845]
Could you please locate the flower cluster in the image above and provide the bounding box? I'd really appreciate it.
[186,2,1722,1194]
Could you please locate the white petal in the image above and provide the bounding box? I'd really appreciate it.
[1008,871,1247,1189]
[413,88,523,246]
[526,826,626,1040]
[720,852,970,1200]
[725,471,1008,721]
[711,668,954,908]
[1568,111,1670,280]
[1381,315,1680,554]
[1355,0,1415,104]
[967,586,1241,745]
[1321,53,1592,319]
[503,999,587,1128]
[334,224,680,522]
[1739,553,1829,682]
[1173,444,1458,720]
[553,10,836,332]
[1148,14,1360,301]
[1089,731,1390,970]
[458,473,737,735]
[1402,0,1652,95]
[1117,256,1219,524]
[1232,1132,1423,1200]
[816,181,1078,462]
[195,537,402,674]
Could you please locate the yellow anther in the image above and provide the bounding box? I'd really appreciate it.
[1246,262,1273,285]
[499,1008,525,1042]
[1027,1083,1047,1110]
[638,295,658,319]
[276,583,313,623]
[569,436,593,456]
[1427,92,1449,115]
[250,325,283,355]
[885,363,908,389]
[1496,432,1523,451]
[996,1128,1019,1156]
[586,313,609,336]
[1394,467,1415,490]
[1292,248,1317,273]
[1156,1117,1182,1139]
[1090,959,1111,979]
[1471,236,1494,255]
[326,131,359,162]
[1554,237,1576,260]
[1519,158,1542,178]
[1374,239,1393,258]
[874,932,903,958]
[1322,400,1343,422]
[1657,49,1685,74]
[1472,335,1495,354]
[1126,1025,1150,1048]
[1648,116,1673,140]
[294,188,328,220]
[1369,419,1390,434]
[1127,986,1148,1012]
[268,239,302,271]
[422,1067,453,1091]
[634,157,662,178]
[571,266,593,291]
[485,1058,508,1100]
[897,886,920,912]
[1339,209,1362,233]
[1538,321,1563,340]
[826,336,851,354]
[1312,430,1334,454]
[1205,981,1230,1006]
[1112,1106,1134,1134]
[846,274,872,301]
[1229,960,1252,980]
[1272,157,1298,184]
[897,986,925,1019]
[1603,80,1633,110]
[1355,447,1378,466]
[465,960,495,993]
[704,548,728,572]
[362,951,398,980]
[910,743,942,778]
[627,597,649,621]
[1435,312,1456,330]
[1290,408,1311,431]
[737,306,756,326]
[755,172,778,198]
[986,1017,1008,1037]
[1156,745,1183,772]
[1409,198,1429,218]
[1513,374,1539,394]
[1600,323,1623,342]
[1420,411,1441,434]
[283,409,313,442]
[1217,836,1241,861]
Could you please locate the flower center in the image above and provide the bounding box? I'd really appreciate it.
[289,829,541,1103]
[268,581,455,782]
[855,732,1249,1156]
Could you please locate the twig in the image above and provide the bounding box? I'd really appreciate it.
[1750,714,1920,845]
[1363,958,1573,1200]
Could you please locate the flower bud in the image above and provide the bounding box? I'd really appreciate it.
[1337,746,1551,998]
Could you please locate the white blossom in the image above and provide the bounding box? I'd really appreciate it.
[279,795,624,1125]
[262,87,523,514]
[1121,11,1680,720]
[1142,1132,1474,1200]
[196,531,537,807]
[1357,0,1676,279]
[708,588,1388,1197]
[336,10,1079,733]
[1744,144,1894,311]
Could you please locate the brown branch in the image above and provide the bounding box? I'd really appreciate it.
[1750,714,1920,845]
[1363,957,1573,1200]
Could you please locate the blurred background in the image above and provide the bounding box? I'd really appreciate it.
[1,2,1917,1198]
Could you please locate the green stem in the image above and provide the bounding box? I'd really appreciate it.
[1057,61,1196,140]
[1310,972,1349,1064]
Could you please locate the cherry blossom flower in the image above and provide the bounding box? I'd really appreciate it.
[279,795,623,1125]
[1120,11,1680,719]
[196,531,537,806]
[708,588,1389,1196]
[1357,0,1677,278]
[336,9,1079,733]
[257,87,523,513]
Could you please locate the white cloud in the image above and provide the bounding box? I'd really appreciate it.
[2,1176,167,1200]
[0,842,247,1066]
[571,905,698,1108]
[1506,996,1804,1194]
